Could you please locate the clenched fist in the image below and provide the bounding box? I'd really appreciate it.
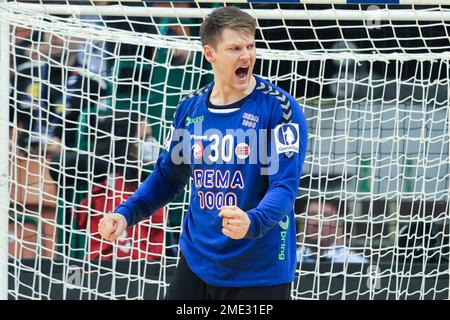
[98,213,128,242]
[218,206,251,240]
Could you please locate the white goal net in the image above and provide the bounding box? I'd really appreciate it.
[1,0,450,300]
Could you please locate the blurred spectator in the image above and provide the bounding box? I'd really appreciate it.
[75,175,165,261]
[297,200,367,264]
[9,25,35,80]
[9,25,38,149]
[9,28,76,260]
[13,31,106,158]
[398,220,450,264]
[75,117,164,261]
[50,115,166,260]
[8,218,37,259]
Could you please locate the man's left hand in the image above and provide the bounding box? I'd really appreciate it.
[218,206,251,240]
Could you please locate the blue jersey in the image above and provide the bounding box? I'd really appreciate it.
[114,75,307,287]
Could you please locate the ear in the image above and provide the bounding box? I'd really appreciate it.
[204,45,214,63]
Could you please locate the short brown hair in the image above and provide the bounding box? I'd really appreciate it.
[200,6,256,48]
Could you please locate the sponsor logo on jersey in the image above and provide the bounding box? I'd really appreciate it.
[242,112,259,122]
[274,123,300,154]
[235,142,250,160]
[194,169,242,211]
[278,215,289,230]
[185,116,204,126]
[192,142,204,160]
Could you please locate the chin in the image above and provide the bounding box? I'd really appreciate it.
[234,78,251,91]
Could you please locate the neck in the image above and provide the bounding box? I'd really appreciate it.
[210,75,256,106]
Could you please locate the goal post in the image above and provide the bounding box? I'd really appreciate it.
[2,0,450,300]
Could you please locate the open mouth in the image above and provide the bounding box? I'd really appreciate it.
[235,66,249,80]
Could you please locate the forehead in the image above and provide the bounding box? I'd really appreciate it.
[217,28,255,45]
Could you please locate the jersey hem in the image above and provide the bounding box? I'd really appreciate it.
[180,244,294,288]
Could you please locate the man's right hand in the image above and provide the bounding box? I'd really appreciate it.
[98,213,128,242]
